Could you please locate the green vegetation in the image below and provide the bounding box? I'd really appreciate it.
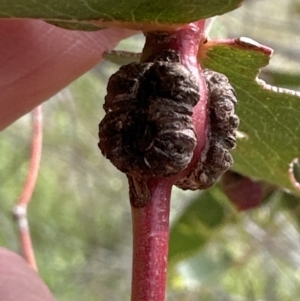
[1,0,300,300]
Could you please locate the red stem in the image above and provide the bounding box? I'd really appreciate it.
[131,179,172,301]
[13,105,43,271]
[18,106,43,207]
[130,21,207,301]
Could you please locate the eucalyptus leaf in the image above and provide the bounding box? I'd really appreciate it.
[1,0,243,30]
[201,38,300,195]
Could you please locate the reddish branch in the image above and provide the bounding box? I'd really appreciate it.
[13,105,43,271]
[131,179,172,301]
[130,21,207,301]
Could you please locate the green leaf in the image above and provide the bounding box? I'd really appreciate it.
[103,50,141,66]
[280,191,300,211]
[1,0,243,30]
[262,70,300,88]
[169,185,236,263]
[279,191,300,229]
[176,249,233,287]
[201,38,300,195]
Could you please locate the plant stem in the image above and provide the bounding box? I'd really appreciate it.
[130,179,172,301]
[13,105,43,271]
[129,21,207,301]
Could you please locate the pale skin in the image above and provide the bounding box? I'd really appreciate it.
[0,19,135,300]
[0,19,136,130]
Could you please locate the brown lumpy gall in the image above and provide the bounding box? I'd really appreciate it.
[98,51,200,179]
[176,69,239,190]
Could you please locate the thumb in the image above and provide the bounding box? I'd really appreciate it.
[0,19,136,130]
[0,247,57,301]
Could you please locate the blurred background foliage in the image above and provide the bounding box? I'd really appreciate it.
[1,0,300,300]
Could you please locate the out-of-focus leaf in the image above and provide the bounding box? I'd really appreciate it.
[280,191,300,211]
[200,37,300,195]
[221,171,264,211]
[176,249,233,287]
[169,186,235,263]
[103,50,142,66]
[0,0,243,30]
[261,70,300,88]
[279,191,300,229]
